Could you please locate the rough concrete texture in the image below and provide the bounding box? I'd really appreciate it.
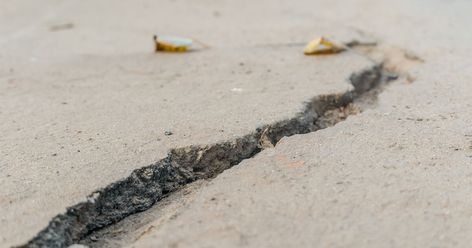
[119,1,472,248]
[1,0,379,247]
[23,63,385,247]
[130,67,472,247]
[2,0,472,247]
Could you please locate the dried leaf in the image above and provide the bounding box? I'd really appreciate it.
[154,35,193,53]
[304,37,345,55]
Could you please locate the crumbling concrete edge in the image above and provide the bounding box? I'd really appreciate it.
[19,62,386,248]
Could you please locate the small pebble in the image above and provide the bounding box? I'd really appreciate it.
[164,130,173,136]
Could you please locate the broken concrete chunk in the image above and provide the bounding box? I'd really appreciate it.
[153,35,193,52]
[304,37,345,55]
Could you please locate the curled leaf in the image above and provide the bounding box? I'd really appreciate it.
[304,37,345,55]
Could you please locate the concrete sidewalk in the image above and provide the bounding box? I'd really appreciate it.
[1,0,376,246]
[2,0,472,247]
[130,56,472,248]
[122,1,472,247]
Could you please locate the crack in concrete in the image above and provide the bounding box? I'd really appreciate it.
[19,48,404,248]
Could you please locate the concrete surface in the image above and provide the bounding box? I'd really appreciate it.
[130,68,472,247]
[2,0,472,247]
[119,1,472,247]
[1,0,377,247]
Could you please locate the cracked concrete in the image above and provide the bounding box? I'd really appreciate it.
[114,1,472,247]
[24,59,387,248]
[128,64,472,247]
[1,1,381,247]
[2,0,472,247]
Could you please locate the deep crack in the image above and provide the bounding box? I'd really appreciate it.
[19,50,401,248]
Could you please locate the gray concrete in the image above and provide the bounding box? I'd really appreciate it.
[0,0,377,247]
[132,74,472,247]
[2,0,472,247]
[125,1,472,247]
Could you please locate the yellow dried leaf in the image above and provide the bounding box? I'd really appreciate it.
[154,35,193,53]
[303,37,345,55]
